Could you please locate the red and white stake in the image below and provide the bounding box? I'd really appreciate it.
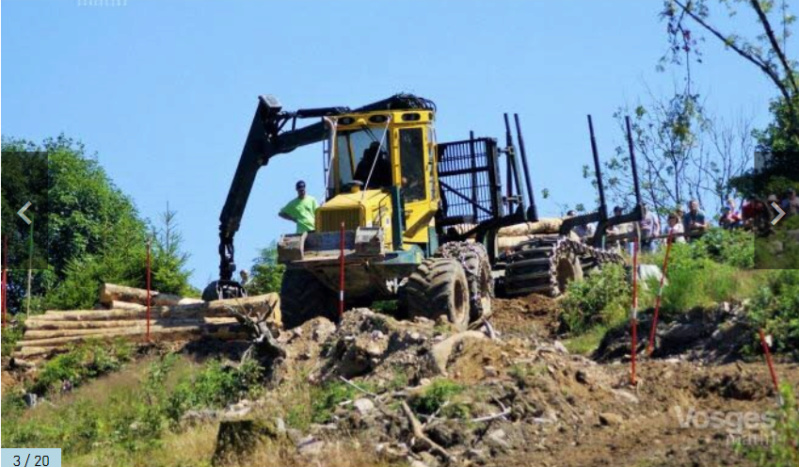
[338,222,346,323]
[647,227,675,356]
[630,236,639,386]
[146,240,152,342]
[758,329,782,405]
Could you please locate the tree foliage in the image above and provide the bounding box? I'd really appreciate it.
[1,135,195,313]
[245,242,285,296]
[594,93,753,215]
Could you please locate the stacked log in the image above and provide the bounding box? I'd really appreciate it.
[497,218,563,237]
[11,284,281,368]
[445,218,565,243]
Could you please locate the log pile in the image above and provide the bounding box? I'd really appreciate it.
[11,283,281,368]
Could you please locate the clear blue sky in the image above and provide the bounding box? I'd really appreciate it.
[2,0,779,288]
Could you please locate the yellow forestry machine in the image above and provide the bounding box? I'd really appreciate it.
[204,94,643,329]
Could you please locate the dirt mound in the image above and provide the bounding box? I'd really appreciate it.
[491,293,559,338]
[16,294,794,467]
[308,308,503,387]
[594,302,755,364]
[248,298,798,467]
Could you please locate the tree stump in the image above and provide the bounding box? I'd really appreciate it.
[212,419,279,466]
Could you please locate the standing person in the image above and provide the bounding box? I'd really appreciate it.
[639,205,660,252]
[742,196,765,230]
[566,210,592,238]
[724,198,742,228]
[719,207,734,229]
[606,206,629,251]
[682,200,708,240]
[667,212,686,244]
[781,188,799,216]
[279,180,319,233]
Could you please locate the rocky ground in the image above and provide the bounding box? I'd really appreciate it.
[194,296,799,467]
[5,295,797,467]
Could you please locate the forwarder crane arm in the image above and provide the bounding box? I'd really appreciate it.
[206,94,436,301]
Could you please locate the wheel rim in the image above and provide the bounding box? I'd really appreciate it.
[556,256,577,292]
[451,278,468,326]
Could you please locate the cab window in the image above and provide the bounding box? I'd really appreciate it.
[399,128,426,202]
[331,127,392,195]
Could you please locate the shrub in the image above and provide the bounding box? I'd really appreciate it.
[740,384,799,467]
[410,379,466,415]
[310,381,357,424]
[560,263,630,334]
[690,228,755,269]
[166,358,264,423]
[1,321,25,356]
[747,270,799,354]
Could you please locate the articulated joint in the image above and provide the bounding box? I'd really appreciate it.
[218,229,236,281]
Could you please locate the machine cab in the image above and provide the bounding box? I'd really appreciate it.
[316,110,440,248]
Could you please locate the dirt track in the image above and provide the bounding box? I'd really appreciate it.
[486,295,797,467]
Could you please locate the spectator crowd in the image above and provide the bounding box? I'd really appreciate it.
[570,186,798,252]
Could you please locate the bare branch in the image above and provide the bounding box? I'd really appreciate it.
[750,0,799,96]
[401,401,453,461]
[673,0,793,105]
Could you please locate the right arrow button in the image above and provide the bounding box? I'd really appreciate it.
[771,202,786,225]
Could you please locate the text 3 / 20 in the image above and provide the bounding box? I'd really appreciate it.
[13,454,50,467]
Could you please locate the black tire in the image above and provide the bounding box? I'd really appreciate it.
[403,258,470,331]
[504,237,584,297]
[280,269,337,329]
[202,280,246,301]
[435,242,494,321]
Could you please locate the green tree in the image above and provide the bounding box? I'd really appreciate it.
[599,95,753,215]
[245,242,285,295]
[1,135,195,312]
[149,204,197,297]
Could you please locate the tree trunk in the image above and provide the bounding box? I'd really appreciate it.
[23,318,239,339]
[29,293,280,322]
[99,283,203,307]
[16,322,247,348]
[25,317,236,331]
[109,300,146,311]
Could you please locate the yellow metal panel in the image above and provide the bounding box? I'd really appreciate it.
[319,109,442,249]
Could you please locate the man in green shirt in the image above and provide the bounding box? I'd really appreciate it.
[279,180,318,233]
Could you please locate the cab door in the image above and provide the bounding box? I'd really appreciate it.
[396,126,436,244]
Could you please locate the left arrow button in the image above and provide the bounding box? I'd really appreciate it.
[17,201,32,225]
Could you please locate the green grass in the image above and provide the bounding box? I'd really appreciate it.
[641,229,763,315]
[408,378,470,418]
[564,325,610,355]
[739,384,799,467]
[647,244,760,314]
[30,338,134,395]
[165,358,264,424]
[371,300,399,315]
[2,353,265,464]
[560,229,768,357]
[386,365,410,391]
[279,378,382,430]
